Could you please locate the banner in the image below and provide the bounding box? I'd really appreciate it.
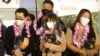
[52,0,100,16]
[0,0,19,8]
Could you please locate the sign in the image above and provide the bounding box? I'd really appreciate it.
[0,0,19,8]
[52,0,100,16]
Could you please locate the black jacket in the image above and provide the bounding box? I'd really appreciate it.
[5,24,40,55]
[0,24,6,48]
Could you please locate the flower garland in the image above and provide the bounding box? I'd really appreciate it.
[25,21,31,37]
[0,23,2,37]
[73,22,90,48]
[13,21,31,38]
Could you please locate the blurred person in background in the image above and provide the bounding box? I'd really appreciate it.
[0,18,6,56]
[26,13,41,56]
[33,0,66,35]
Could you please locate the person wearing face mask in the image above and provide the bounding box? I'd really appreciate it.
[26,13,42,56]
[65,9,100,56]
[33,0,66,35]
[38,14,66,56]
[33,0,54,32]
[37,0,54,21]
[5,8,36,56]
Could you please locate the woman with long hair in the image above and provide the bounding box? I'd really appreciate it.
[39,14,66,56]
[66,9,100,56]
[26,13,41,56]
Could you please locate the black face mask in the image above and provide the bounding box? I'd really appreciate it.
[42,9,52,16]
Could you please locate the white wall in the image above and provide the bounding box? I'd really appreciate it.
[0,8,41,27]
[0,9,38,20]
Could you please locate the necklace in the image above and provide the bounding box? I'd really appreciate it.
[13,21,31,38]
[73,22,90,48]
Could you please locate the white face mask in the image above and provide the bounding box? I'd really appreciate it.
[80,17,90,26]
[16,20,25,25]
[46,22,56,28]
